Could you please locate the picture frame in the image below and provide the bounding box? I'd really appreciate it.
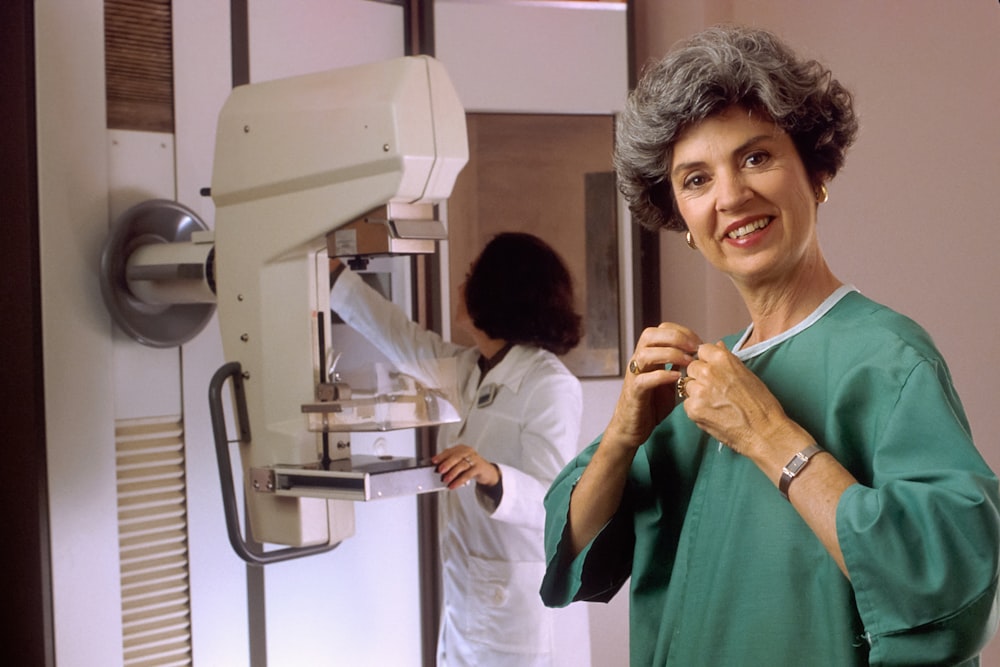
[447,112,622,377]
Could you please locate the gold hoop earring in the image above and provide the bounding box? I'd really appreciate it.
[685,231,697,250]
[816,183,829,204]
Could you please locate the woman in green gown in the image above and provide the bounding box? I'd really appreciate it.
[541,25,999,667]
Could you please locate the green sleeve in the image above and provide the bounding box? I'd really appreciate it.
[540,438,636,608]
[837,360,1000,665]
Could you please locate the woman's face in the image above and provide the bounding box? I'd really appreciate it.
[669,105,820,290]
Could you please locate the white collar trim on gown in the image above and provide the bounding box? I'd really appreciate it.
[732,284,859,361]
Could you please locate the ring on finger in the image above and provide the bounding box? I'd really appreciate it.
[463,456,474,467]
[676,375,692,400]
[628,359,641,375]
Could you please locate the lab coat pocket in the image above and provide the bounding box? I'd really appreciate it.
[467,555,553,654]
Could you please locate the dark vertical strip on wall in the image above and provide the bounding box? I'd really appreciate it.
[0,0,54,665]
[231,0,250,87]
[632,214,663,329]
[624,0,661,331]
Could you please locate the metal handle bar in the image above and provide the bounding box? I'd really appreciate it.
[208,361,339,565]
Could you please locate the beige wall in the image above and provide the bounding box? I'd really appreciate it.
[35,1,122,663]
[635,0,1000,663]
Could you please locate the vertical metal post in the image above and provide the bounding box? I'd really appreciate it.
[403,3,443,664]
[245,540,268,667]
[228,1,266,665]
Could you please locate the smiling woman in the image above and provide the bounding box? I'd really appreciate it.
[615,25,855,235]
[541,24,1000,667]
[669,107,837,308]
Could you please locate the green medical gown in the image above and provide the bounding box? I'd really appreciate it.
[542,288,1000,666]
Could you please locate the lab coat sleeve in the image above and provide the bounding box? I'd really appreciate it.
[330,267,465,388]
[487,369,583,531]
[836,359,1000,665]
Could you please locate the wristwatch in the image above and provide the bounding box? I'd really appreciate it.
[779,443,824,500]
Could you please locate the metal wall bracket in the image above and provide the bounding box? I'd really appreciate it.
[100,199,216,347]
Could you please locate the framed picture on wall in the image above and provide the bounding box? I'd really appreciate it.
[447,112,622,378]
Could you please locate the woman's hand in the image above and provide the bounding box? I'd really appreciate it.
[682,342,856,577]
[432,445,500,490]
[607,323,702,451]
[681,341,795,459]
[565,323,700,556]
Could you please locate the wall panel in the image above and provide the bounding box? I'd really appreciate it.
[36,0,122,664]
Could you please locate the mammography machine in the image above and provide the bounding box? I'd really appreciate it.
[100,56,469,563]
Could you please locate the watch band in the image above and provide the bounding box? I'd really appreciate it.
[779,443,824,500]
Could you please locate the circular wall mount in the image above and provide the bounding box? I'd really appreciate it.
[100,199,216,348]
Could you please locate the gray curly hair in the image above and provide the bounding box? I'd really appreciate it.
[615,25,858,232]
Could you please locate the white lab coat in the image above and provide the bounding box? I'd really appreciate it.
[331,268,589,667]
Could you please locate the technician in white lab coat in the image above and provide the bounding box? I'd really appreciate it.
[330,232,588,667]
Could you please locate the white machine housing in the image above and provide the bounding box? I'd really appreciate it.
[210,56,468,547]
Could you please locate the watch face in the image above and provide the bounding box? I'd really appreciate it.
[785,453,809,476]
[780,445,822,499]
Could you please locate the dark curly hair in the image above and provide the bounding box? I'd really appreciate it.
[464,232,582,356]
[615,24,859,232]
